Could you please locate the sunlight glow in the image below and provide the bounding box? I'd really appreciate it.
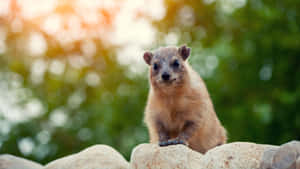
[68,55,89,69]
[42,14,62,35]
[0,120,11,135]
[164,32,179,46]
[0,72,46,124]
[31,59,48,84]
[0,0,11,16]
[117,45,146,74]
[49,108,68,127]
[0,28,7,54]
[0,40,6,54]
[18,137,35,156]
[24,99,45,118]
[0,0,168,132]
[28,32,48,57]
[85,72,101,87]
[11,18,23,33]
[178,6,195,26]
[49,59,65,75]
[259,64,272,81]
[81,40,97,57]
[220,0,247,13]
[17,0,57,19]
[0,0,167,72]
[68,90,86,109]
[36,130,51,144]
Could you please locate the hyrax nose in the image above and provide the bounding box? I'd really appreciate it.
[162,72,170,81]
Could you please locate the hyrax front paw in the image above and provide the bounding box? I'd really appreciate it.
[159,141,169,146]
[159,138,187,147]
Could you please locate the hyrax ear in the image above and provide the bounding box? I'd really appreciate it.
[143,51,153,65]
[178,45,191,61]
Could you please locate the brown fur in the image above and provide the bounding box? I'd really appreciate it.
[143,46,227,153]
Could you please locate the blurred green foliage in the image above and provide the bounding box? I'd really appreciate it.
[0,0,299,164]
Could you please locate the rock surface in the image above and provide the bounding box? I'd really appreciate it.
[0,154,43,169]
[130,143,203,169]
[260,146,279,169]
[1,141,300,169]
[260,140,300,169]
[130,142,276,169]
[202,142,277,169]
[45,145,129,169]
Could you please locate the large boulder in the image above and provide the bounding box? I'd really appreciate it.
[260,146,279,169]
[0,154,43,169]
[260,140,300,169]
[201,142,276,169]
[130,143,203,169]
[130,142,277,169]
[45,145,129,169]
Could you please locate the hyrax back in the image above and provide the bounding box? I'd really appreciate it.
[143,45,227,153]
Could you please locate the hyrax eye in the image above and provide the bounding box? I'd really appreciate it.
[153,63,159,70]
[172,60,180,68]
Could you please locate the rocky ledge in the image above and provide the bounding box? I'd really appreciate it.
[0,141,299,169]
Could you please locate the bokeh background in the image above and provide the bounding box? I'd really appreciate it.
[0,0,299,164]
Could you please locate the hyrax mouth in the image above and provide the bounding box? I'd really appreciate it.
[160,78,177,85]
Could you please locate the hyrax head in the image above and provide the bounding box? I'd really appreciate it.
[143,45,191,87]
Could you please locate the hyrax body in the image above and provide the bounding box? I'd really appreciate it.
[143,45,227,153]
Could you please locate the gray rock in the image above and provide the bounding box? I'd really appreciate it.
[260,147,279,169]
[45,145,129,169]
[260,140,300,169]
[285,141,300,155]
[0,154,43,169]
[272,140,300,169]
